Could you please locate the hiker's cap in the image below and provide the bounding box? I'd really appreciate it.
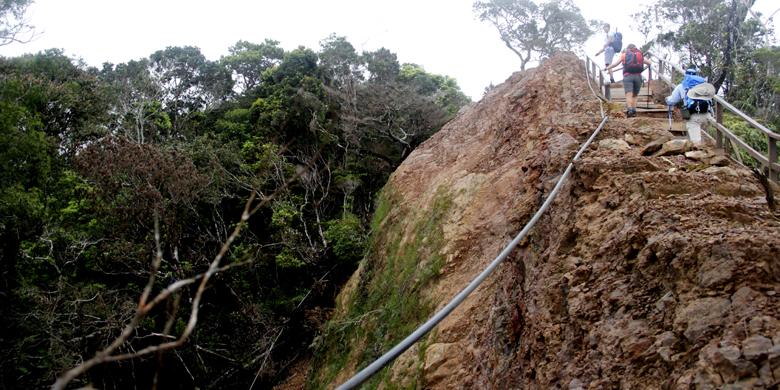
[685,67,698,75]
[686,83,716,100]
[627,43,637,50]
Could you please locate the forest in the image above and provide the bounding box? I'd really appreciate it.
[0,26,469,390]
[1,0,779,388]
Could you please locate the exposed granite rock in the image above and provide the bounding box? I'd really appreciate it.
[311,52,780,389]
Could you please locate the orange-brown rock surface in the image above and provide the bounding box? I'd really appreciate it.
[308,53,780,389]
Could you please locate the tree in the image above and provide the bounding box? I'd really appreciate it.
[363,47,400,83]
[636,0,767,92]
[99,59,168,143]
[0,36,471,389]
[149,46,233,135]
[252,47,324,144]
[353,81,449,163]
[318,34,363,89]
[474,0,592,70]
[222,39,284,92]
[729,46,780,128]
[1,50,110,157]
[398,63,471,115]
[0,0,34,46]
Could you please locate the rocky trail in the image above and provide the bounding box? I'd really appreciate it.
[305,52,780,389]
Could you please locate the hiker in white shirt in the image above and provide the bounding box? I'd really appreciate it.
[595,24,619,83]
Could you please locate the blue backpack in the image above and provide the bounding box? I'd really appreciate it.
[611,32,622,52]
[682,74,711,113]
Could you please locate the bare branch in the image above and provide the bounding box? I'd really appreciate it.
[52,195,256,390]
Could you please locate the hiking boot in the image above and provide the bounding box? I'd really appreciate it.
[610,77,615,83]
[626,108,637,118]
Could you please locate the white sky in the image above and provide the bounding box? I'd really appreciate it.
[1,0,778,100]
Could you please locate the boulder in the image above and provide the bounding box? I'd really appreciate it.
[641,136,673,156]
[674,297,731,341]
[655,139,694,157]
[742,335,772,360]
[707,155,730,166]
[598,138,631,151]
[685,150,711,161]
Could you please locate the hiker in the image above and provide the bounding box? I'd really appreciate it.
[605,44,652,118]
[665,68,716,145]
[595,24,621,83]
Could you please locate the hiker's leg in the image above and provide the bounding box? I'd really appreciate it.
[687,113,708,144]
[623,77,633,106]
[632,75,643,109]
[605,48,615,82]
[623,74,641,110]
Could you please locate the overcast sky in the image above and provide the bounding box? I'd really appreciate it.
[1,0,778,100]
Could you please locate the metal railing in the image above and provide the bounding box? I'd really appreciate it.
[654,60,780,182]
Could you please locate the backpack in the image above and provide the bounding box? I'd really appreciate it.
[687,99,710,114]
[682,75,711,113]
[624,49,644,74]
[611,32,622,52]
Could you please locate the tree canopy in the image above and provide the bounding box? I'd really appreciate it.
[474,0,593,70]
[0,35,470,389]
[0,0,34,46]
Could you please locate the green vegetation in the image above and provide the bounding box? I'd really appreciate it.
[309,187,453,389]
[716,112,777,168]
[637,1,779,129]
[0,19,469,388]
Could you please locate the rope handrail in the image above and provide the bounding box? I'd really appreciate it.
[334,56,609,390]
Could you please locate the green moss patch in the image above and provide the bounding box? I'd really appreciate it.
[309,186,453,389]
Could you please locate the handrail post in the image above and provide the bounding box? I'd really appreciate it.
[605,80,611,101]
[586,57,590,78]
[770,136,778,182]
[659,60,664,79]
[715,103,724,149]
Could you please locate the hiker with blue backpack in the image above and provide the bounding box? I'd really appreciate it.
[665,67,716,144]
[605,43,652,118]
[595,24,621,83]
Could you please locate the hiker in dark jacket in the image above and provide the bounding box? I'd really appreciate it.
[605,44,652,118]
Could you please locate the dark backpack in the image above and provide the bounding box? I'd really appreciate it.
[611,32,622,52]
[682,75,712,113]
[687,99,710,114]
[624,49,644,74]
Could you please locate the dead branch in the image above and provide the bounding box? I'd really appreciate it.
[52,153,310,390]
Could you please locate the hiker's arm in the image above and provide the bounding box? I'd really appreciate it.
[665,84,685,106]
[605,57,621,71]
[643,58,653,66]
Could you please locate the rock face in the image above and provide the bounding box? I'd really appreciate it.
[308,53,780,389]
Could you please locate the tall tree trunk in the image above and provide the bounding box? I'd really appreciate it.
[712,0,756,91]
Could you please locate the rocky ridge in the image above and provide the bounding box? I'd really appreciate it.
[308,52,780,389]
